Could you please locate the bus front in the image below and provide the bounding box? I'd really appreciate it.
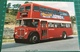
[14,19,40,43]
[14,3,40,44]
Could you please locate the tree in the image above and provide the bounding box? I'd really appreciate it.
[10,9,18,15]
[7,3,11,8]
[16,4,21,8]
[13,4,21,9]
[24,1,29,4]
[70,16,76,24]
[6,3,11,13]
[10,4,21,15]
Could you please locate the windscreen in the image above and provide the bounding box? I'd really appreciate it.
[25,6,31,11]
[19,6,31,12]
[17,19,39,27]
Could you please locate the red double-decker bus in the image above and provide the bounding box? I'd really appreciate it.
[14,3,73,44]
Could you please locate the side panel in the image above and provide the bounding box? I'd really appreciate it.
[48,28,56,38]
[54,28,62,38]
[65,28,73,36]
[32,11,40,18]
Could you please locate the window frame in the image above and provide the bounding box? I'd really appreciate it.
[33,6,40,11]
[25,6,31,11]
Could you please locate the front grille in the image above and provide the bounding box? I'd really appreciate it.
[17,28,24,37]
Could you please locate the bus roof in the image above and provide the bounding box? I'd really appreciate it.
[23,3,68,13]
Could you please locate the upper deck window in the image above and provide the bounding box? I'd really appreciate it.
[40,7,47,12]
[47,9,53,13]
[19,6,24,12]
[33,6,39,11]
[19,6,31,12]
[53,10,60,15]
[59,12,69,16]
[25,6,31,10]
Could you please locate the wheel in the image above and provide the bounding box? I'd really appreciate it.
[28,33,39,44]
[62,32,67,39]
[14,35,19,43]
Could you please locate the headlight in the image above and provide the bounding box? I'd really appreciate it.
[20,15,22,18]
[25,32,27,35]
[15,32,17,34]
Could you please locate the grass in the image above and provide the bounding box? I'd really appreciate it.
[5,13,16,24]
[2,39,14,43]
[4,25,15,29]
[73,32,78,35]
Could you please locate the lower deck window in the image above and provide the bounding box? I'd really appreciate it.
[48,22,71,28]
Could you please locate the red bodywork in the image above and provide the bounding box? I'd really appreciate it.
[14,3,73,41]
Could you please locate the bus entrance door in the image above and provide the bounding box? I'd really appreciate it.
[41,21,48,40]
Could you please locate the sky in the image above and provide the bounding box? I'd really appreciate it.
[7,1,75,16]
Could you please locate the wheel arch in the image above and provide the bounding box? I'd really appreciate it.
[28,31,40,40]
[62,31,67,39]
[62,31,67,35]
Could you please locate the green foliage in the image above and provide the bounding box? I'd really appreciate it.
[5,13,16,24]
[10,9,18,16]
[24,1,29,4]
[12,4,21,9]
[7,3,11,8]
[6,3,11,13]
[70,16,76,24]
[24,1,32,4]
[5,3,21,24]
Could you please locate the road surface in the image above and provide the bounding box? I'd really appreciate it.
[1,35,79,52]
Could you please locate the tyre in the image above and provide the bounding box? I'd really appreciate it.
[28,33,39,44]
[62,32,67,39]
